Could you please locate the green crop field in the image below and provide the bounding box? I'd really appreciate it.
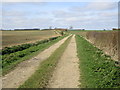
[2,30,60,48]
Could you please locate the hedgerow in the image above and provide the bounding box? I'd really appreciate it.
[1,36,59,55]
[1,35,66,75]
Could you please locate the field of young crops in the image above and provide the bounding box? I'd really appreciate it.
[2,30,60,48]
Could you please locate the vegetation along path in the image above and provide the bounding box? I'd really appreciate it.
[48,35,80,88]
[2,35,71,88]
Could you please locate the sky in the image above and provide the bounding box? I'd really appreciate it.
[1,0,119,30]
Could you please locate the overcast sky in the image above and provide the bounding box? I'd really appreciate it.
[1,0,119,30]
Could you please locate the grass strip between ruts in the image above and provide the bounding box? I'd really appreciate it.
[19,35,72,88]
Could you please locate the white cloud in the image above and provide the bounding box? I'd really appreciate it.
[87,2,117,11]
[3,0,43,2]
[53,10,96,19]
[2,1,118,30]
[3,0,120,2]
[71,2,118,12]
[3,10,25,17]
[52,2,118,29]
[2,12,54,29]
[99,11,118,17]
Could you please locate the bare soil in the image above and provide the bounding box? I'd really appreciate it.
[2,30,60,48]
[48,35,80,88]
[2,36,70,88]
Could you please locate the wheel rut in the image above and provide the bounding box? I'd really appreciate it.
[48,35,80,88]
[2,35,70,88]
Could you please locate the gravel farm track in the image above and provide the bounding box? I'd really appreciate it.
[2,35,76,88]
[2,31,119,89]
[47,35,80,88]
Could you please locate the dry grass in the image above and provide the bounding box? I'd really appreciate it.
[69,30,119,61]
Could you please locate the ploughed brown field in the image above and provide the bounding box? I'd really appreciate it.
[1,30,60,48]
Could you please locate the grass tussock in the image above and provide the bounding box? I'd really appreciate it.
[76,35,120,88]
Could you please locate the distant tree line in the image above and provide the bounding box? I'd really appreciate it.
[14,28,40,30]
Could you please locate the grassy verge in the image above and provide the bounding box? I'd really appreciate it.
[19,35,72,88]
[2,35,68,75]
[76,35,120,88]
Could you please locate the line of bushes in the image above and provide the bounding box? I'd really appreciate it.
[1,36,59,55]
[76,35,120,88]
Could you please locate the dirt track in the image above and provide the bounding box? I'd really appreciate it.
[48,35,80,88]
[2,35,70,88]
